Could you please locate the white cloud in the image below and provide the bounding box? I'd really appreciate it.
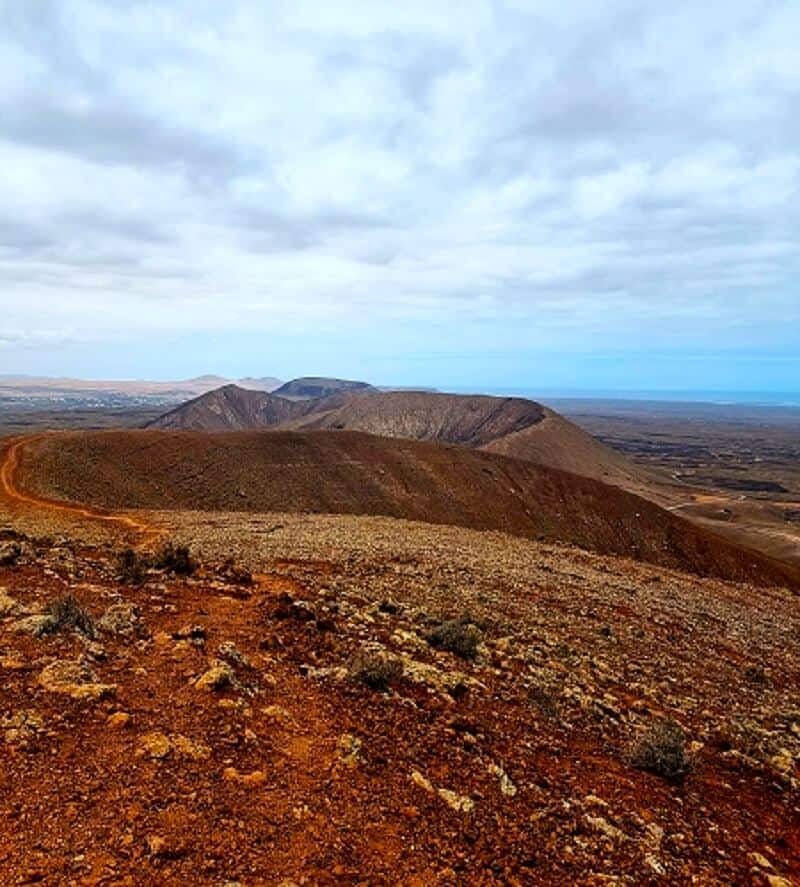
[0,0,798,373]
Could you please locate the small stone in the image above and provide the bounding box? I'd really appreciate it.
[437,788,475,813]
[36,660,116,701]
[487,762,517,797]
[262,705,295,725]
[749,852,774,872]
[223,767,266,785]
[138,731,172,760]
[13,614,57,637]
[0,590,21,617]
[0,541,21,566]
[146,835,167,856]
[770,749,794,776]
[336,733,362,768]
[411,770,435,793]
[106,712,132,729]
[172,734,211,761]
[217,641,251,668]
[195,660,235,692]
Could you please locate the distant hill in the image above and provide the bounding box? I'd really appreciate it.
[0,374,282,401]
[145,385,304,431]
[21,428,800,589]
[236,377,283,391]
[272,377,376,400]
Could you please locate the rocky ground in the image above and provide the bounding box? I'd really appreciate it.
[1,513,799,885]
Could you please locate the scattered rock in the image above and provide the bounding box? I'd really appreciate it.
[0,541,21,566]
[195,660,236,692]
[98,602,139,636]
[223,767,266,786]
[36,660,116,701]
[399,654,481,697]
[2,710,44,746]
[13,614,58,637]
[586,815,627,843]
[410,770,474,812]
[336,733,362,768]
[173,624,206,646]
[137,731,210,761]
[0,589,21,617]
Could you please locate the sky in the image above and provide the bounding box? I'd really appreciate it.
[0,0,798,392]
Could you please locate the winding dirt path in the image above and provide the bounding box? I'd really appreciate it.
[0,434,164,547]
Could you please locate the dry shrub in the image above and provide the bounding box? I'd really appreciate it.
[45,595,96,638]
[630,719,691,783]
[349,652,403,691]
[153,543,195,576]
[426,615,483,660]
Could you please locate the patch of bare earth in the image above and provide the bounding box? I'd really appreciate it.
[0,514,799,885]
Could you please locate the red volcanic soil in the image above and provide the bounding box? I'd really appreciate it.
[0,520,798,884]
[14,429,800,589]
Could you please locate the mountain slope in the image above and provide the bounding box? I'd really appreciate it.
[18,429,800,588]
[276,391,656,492]
[145,385,305,431]
[147,387,652,490]
[280,391,546,446]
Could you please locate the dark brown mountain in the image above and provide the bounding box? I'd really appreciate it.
[146,386,652,491]
[272,377,376,400]
[20,428,800,589]
[279,390,653,492]
[144,384,305,431]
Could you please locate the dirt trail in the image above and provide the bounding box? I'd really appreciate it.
[0,434,164,547]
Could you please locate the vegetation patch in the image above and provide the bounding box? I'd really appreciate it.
[349,651,403,691]
[44,595,96,638]
[630,719,691,784]
[117,548,147,585]
[152,543,196,576]
[426,614,484,660]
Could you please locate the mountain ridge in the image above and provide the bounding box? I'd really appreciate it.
[18,428,800,589]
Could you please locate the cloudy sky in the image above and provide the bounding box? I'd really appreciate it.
[1,0,798,392]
